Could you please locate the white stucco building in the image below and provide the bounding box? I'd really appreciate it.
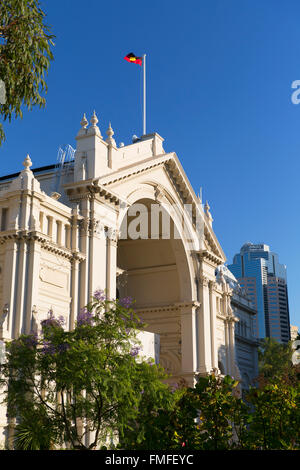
[0,112,258,444]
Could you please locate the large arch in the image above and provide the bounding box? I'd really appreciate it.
[117,192,198,384]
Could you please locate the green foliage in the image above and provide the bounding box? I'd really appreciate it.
[14,411,54,450]
[0,0,54,144]
[1,298,299,450]
[0,294,171,450]
[246,381,300,449]
[258,337,294,381]
[121,373,249,450]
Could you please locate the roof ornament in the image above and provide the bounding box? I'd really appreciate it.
[80,113,88,129]
[90,110,98,127]
[106,122,116,147]
[23,154,32,171]
[88,110,102,137]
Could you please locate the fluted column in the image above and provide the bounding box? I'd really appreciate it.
[106,229,118,300]
[197,274,212,374]
[209,281,218,370]
[228,317,236,375]
[2,240,18,339]
[13,239,28,337]
[70,257,79,330]
[224,317,230,375]
[24,238,41,334]
[179,302,199,386]
[79,199,90,308]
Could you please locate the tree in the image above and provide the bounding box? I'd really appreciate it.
[246,381,300,449]
[120,373,250,450]
[258,337,298,385]
[0,0,54,145]
[0,293,172,450]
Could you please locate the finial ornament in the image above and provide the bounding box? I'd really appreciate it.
[107,122,114,138]
[204,201,210,213]
[80,113,88,129]
[23,154,32,170]
[106,122,116,146]
[90,110,99,127]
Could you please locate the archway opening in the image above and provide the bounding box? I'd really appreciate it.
[117,197,194,378]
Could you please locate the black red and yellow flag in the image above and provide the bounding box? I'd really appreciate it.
[124,52,143,66]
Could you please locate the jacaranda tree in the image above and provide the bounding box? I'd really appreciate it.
[0,292,173,450]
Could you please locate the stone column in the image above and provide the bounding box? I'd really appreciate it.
[179,302,199,386]
[2,240,18,339]
[197,274,212,374]
[70,257,79,330]
[106,229,118,300]
[25,238,41,334]
[88,219,107,299]
[79,199,90,308]
[209,281,218,370]
[224,318,230,375]
[228,316,237,377]
[14,239,28,337]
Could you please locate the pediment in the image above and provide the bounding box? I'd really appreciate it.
[98,152,226,263]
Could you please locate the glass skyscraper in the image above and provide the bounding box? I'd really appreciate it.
[228,243,290,343]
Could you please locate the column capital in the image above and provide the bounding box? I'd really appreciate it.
[197,274,210,287]
[208,280,218,291]
[106,228,119,246]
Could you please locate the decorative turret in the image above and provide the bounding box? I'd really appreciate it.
[75,110,110,180]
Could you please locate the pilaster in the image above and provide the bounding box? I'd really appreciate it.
[197,274,212,374]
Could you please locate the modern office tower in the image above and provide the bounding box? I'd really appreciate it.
[228,243,291,343]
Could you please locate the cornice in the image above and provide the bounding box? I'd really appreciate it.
[0,230,85,261]
[134,301,200,314]
[196,249,224,267]
[63,179,125,207]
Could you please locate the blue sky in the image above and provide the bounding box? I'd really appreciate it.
[0,0,299,327]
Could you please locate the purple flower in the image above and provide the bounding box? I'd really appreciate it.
[130,346,141,357]
[41,340,56,355]
[94,289,106,302]
[119,296,133,309]
[23,333,38,348]
[78,309,93,326]
[77,308,94,326]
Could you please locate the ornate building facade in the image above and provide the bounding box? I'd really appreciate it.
[0,112,258,444]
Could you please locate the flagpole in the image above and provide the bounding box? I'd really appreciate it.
[143,54,146,135]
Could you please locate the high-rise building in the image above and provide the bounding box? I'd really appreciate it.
[228,243,291,343]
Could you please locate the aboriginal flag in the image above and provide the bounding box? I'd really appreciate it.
[124,52,143,66]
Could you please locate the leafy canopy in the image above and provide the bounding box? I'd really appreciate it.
[0,0,54,144]
[0,293,173,450]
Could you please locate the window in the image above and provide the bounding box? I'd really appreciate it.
[1,208,8,231]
